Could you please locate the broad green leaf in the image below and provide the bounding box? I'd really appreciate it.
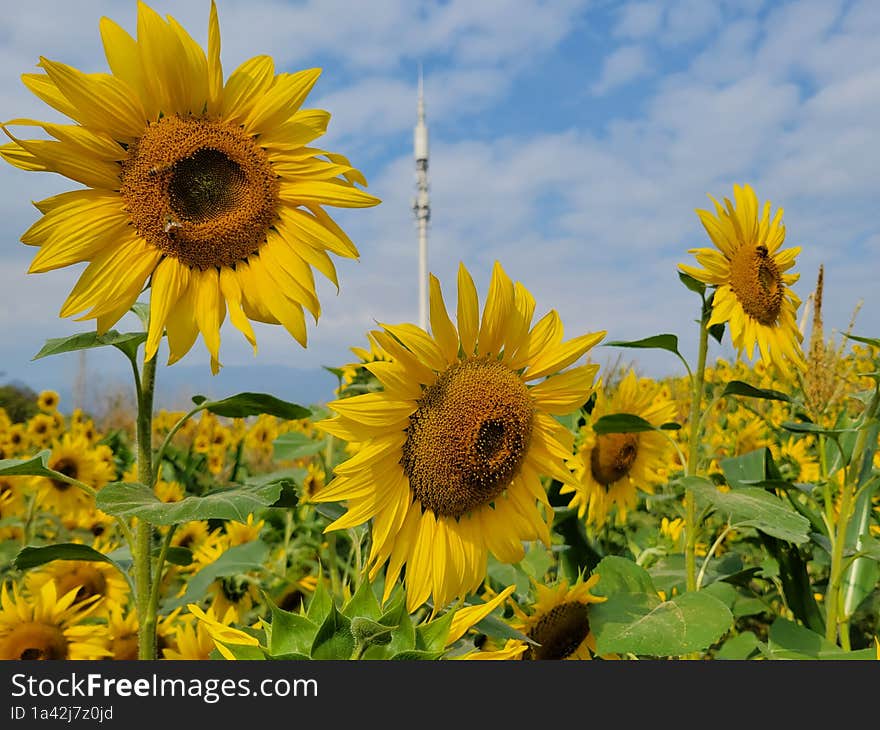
[520,543,554,582]
[202,393,311,420]
[265,595,317,657]
[701,581,737,608]
[767,618,842,659]
[720,448,769,489]
[273,431,327,461]
[592,555,656,597]
[592,413,657,435]
[721,380,790,402]
[733,596,769,618]
[472,614,533,644]
[648,553,751,596]
[32,330,146,362]
[379,590,416,656]
[165,541,269,609]
[592,591,733,657]
[95,481,282,525]
[213,643,267,661]
[685,477,810,543]
[130,301,150,328]
[14,543,123,572]
[843,456,880,616]
[310,603,354,659]
[191,395,208,406]
[0,451,55,478]
[708,322,725,345]
[717,632,761,660]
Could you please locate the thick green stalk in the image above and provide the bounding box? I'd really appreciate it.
[685,307,710,593]
[826,388,880,644]
[135,353,157,660]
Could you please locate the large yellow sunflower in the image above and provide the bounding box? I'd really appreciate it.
[311,261,605,611]
[679,184,804,375]
[564,369,677,528]
[0,1,379,373]
[0,581,110,660]
[509,575,607,660]
[31,433,115,514]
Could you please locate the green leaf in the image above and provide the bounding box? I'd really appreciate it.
[202,393,311,420]
[32,330,146,362]
[701,581,737,609]
[767,618,842,659]
[95,481,282,525]
[162,547,193,567]
[265,595,317,658]
[130,301,150,328]
[843,333,880,350]
[379,590,416,656]
[342,579,382,620]
[592,555,656,596]
[708,322,725,345]
[782,422,857,437]
[719,448,770,489]
[721,380,790,402]
[0,451,55,478]
[14,543,123,572]
[273,432,327,461]
[390,649,444,660]
[678,271,706,294]
[191,395,208,406]
[417,609,456,653]
[306,575,333,624]
[685,476,810,543]
[310,603,354,659]
[165,541,269,610]
[604,334,682,356]
[717,632,761,660]
[592,413,658,435]
[592,591,733,657]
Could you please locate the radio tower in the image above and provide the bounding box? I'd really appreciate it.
[413,65,430,330]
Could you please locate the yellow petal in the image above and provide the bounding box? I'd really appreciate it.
[218,267,257,352]
[529,364,600,415]
[456,263,479,357]
[221,55,275,126]
[279,179,381,209]
[244,68,322,137]
[192,268,226,375]
[477,261,513,357]
[38,57,146,140]
[146,257,192,362]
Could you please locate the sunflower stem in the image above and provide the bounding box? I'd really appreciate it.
[685,301,711,595]
[824,386,880,645]
[135,352,157,660]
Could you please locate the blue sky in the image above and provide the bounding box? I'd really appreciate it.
[0,0,877,411]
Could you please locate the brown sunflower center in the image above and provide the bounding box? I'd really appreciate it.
[120,115,279,270]
[110,632,138,661]
[1,622,69,660]
[729,244,783,325]
[401,358,534,519]
[524,601,590,660]
[56,566,108,603]
[590,432,639,485]
[49,457,79,492]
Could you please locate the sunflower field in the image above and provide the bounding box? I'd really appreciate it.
[1,2,879,664]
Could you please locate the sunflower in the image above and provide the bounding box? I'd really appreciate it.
[0,1,379,374]
[679,184,805,375]
[0,581,110,660]
[105,608,179,660]
[312,261,605,611]
[508,575,606,660]
[564,369,677,528]
[36,390,60,412]
[31,433,115,514]
[24,541,130,617]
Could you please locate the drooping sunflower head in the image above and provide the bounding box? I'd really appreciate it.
[510,574,606,660]
[1,1,380,374]
[679,184,805,375]
[564,369,678,528]
[313,261,605,611]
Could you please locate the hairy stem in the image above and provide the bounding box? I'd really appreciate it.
[135,353,157,660]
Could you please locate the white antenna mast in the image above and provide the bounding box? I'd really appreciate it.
[413,64,430,330]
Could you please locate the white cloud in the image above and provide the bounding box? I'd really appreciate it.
[614,2,663,39]
[590,45,651,95]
